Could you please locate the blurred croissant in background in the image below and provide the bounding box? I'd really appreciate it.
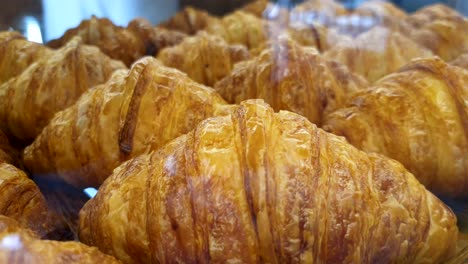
[215,37,367,126]
[0,32,53,85]
[80,100,458,264]
[24,57,230,188]
[0,215,119,263]
[48,16,187,66]
[324,57,468,198]
[0,36,125,142]
[157,31,250,86]
[324,26,433,82]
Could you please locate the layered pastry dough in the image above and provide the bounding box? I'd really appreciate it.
[49,16,186,66]
[0,37,125,141]
[0,215,119,263]
[79,100,458,264]
[215,37,367,126]
[24,57,229,188]
[324,26,433,82]
[157,31,250,86]
[0,163,51,238]
[0,31,53,84]
[324,57,468,198]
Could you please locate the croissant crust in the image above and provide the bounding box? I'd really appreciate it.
[79,100,457,264]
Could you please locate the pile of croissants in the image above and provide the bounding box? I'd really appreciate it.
[0,0,467,263]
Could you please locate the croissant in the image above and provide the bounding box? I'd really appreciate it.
[323,57,468,198]
[214,37,367,126]
[0,31,53,84]
[157,31,250,86]
[48,16,186,66]
[0,215,119,263]
[160,6,217,35]
[408,15,468,61]
[23,57,229,188]
[451,54,468,70]
[324,26,433,82]
[293,0,348,21]
[406,4,464,28]
[79,99,458,264]
[0,162,51,238]
[0,36,125,141]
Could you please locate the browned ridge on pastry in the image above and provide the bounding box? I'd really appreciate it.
[157,31,250,86]
[0,31,53,84]
[324,26,433,82]
[79,99,458,264]
[0,36,125,142]
[215,37,367,126]
[23,57,229,188]
[48,16,187,66]
[323,57,468,198]
[0,215,119,264]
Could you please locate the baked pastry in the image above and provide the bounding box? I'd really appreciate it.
[0,31,53,84]
[0,215,119,263]
[205,10,268,50]
[214,37,367,126]
[293,0,348,23]
[323,57,468,198]
[157,31,250,86]
[0,162,51,238]
[23,57,229,188]
[159,6,217,35]
[409,16,468,61]
[0,36,125,141]
[451,53,468,70]
[406,4,464,28]
[324,26,433,82]
[48,16,186,66]
[79,99,458,264]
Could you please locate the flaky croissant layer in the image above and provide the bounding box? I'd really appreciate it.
[324,57,468,198]
[80,100,457,264]
[0,215,119,264]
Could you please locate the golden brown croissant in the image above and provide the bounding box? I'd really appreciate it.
[23,57,229,188]
[406,4,464,28]
[324,26,433,82]
[408,16,468,61]
[214,37,367,126]
[49,16,187,66]
[0,31,53,84]
[160,6,218,35]
[157,31,250,86]
[0,36,125,141]
[323,57,468,198]
[0,162,51,238]
[0,215,119,263]
[451,53,468,70]
[79,99,458,264]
